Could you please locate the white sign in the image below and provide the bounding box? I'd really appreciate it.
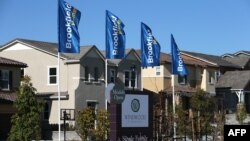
[122,94,148,127]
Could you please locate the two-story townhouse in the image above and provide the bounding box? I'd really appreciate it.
[215,50,250,124]
[0,39,142,137]
[0,57,27,140]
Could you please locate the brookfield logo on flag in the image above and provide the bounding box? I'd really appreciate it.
[141,22,160,67]
[58,0,81,53]
[171,34,188,76]
[106,10,125,59]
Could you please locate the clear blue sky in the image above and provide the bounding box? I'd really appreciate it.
[1,0,250,55]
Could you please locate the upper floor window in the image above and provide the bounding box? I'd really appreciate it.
[48,67,57,85]
[110,69,116,83]
[84,66,89,81]
[0,70,12,90]
[215,71,220,82]
[208,71,215,84]
[94,67,99,82]
[124,70,137,88]
[178,75,187,85]
[156,66,161,76]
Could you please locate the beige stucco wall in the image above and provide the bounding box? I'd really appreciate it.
[0,43,68,93]
[49,64,80,124]
[201,68,217,94]
[0,43,79,124]
[142,65,171,93]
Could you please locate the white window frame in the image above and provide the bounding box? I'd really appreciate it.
[84,66,90,82]
[123,70,137,89]
[48,66,58,85]
[1,70,10,90]
[215,71,220,82]
[110,69,116,83]
[155,66,161,76]
[178,75,187,85]
[208,71,215,84]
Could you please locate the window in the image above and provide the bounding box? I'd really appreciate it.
[94,67,99,82]
[44,101,50,120]
[84,66,89,81]
[48,67,57,85]
[21,68,25,78]
[0,70,11,90]
[87,101,98,129]
[209,71,215,84]
[110,69,116,83]
[215,71,220,82]
[124,70,137,88]
[178,75,187,85]
[156,66,161,76]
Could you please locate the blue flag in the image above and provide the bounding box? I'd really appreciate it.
[106,10,125,59]
[141,22,161,67]
[58,0,81,53]
[171,34,188,76]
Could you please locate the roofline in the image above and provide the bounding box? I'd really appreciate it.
[181,52,218,66]
[119,49,141,66]
[221,54,234,58]
[82,45,105,62]
[234,51,250,56]
[0,39,66,60]
[64,60,80,64]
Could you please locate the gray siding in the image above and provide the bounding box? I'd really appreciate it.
[75,57,105,111]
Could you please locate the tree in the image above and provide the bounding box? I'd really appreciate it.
[190,89,215,140]
[94,109,110,140]
[76,107,95,141]
[8,75,43,141]
[236,102,247,125]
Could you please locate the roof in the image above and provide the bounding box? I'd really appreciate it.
[223,56,250,69]
[100,49,140,66]
[161,85,197,97]
[234,50,250,56]
[0,57,27,67]
[0,91,17,102]
[1,38,99,60]
[135,50,216,67]
[182,51,241,68]
[216,70,250,90]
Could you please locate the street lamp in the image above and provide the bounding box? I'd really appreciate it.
[130,65,136,91]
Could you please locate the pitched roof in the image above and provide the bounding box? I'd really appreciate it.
[234,50,250,56]
[0,57,27,67]
[0,91,17,102]
[135,50,216,67]
[1,38,99,60]
[161,85,197,97]
[216,70,250,90]
[223,56,250,69]
[182,51,241,68]
[100,49,140,66]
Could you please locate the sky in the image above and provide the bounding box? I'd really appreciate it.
[1,0,250,55]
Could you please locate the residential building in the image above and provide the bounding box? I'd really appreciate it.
[0,57,27,140]
[0,39,142,129]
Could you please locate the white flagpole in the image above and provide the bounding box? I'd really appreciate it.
[172,74,176,141]
[141,67,143,91]
[57,52,61,141]
[105,59,108,109]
